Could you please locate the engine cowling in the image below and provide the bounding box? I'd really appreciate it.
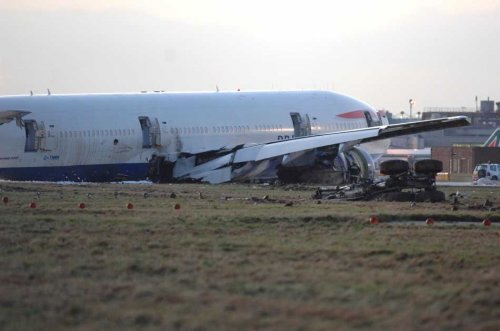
[342,146,376,183]
[277,146,376,185]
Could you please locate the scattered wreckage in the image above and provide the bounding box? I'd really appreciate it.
[314,159,446,202]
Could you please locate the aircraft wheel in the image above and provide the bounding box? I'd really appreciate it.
[380,160,409,176]
[414,159,443,175]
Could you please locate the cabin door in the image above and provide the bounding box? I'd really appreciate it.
[24,120,39,152]
[138,116,161,148]
[290,112,311,137]
[44,122,58,151]
[23,120,55,152]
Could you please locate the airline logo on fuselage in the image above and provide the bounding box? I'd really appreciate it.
[336,110,367,119]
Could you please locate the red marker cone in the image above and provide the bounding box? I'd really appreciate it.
[29,202,37,209]
[483,219,492,227]
[369,215,380,224]
[126,202,134,210]
[425,218,435,225]
[2,197,8,204]
[78,202,86,209]
[174,203,181,210]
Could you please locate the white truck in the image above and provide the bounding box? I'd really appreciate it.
[473,163,500,181]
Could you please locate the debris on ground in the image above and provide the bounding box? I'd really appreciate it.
[466,199,498,211]
[221,195,293,204]
[313,159,447,202]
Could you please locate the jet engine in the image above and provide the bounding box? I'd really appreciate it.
[341,146,376,183]
[277,146,376,185]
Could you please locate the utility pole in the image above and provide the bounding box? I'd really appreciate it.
[409,99,414,119]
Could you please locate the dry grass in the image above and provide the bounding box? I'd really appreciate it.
[0,182,499,331]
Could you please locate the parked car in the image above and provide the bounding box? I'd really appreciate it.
[473,163,500,181]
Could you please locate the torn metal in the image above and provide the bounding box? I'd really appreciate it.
[313,159,447,202]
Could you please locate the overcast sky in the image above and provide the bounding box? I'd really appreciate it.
[1,0,499,113]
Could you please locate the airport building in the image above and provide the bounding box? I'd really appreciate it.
[431,146,500,175]
[386,99,500,148]
[420,99,500,147]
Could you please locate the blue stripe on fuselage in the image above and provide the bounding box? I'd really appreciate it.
[0,163,149,182]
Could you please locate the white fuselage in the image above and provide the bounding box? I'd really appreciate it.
[0,90,388,182]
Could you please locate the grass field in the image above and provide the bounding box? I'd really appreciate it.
[0,182,499,331]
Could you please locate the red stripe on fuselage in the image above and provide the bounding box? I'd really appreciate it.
[336,110,366,119]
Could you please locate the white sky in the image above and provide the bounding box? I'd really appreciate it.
[1,0,499,113]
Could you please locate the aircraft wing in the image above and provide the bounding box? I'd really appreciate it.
[234,116,470,163]
[0,110,31,126]
[363,116,471,142]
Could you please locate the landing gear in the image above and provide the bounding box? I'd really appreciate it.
[414,159,443,175]
[380,159,409,176]
[380,159,445,202]
[314,159,446,202]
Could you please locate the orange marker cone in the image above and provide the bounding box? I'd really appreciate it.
[2,197,8,204]
[126,202,134,210]
[482,219,492,227]
[29,202,37,209]
[425,218,435,225]
[369,215,380,224]
[78,202,86,209]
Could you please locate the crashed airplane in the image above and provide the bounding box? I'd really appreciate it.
[0,90,469,183]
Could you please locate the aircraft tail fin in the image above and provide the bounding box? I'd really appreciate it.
[483,128,500,147]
